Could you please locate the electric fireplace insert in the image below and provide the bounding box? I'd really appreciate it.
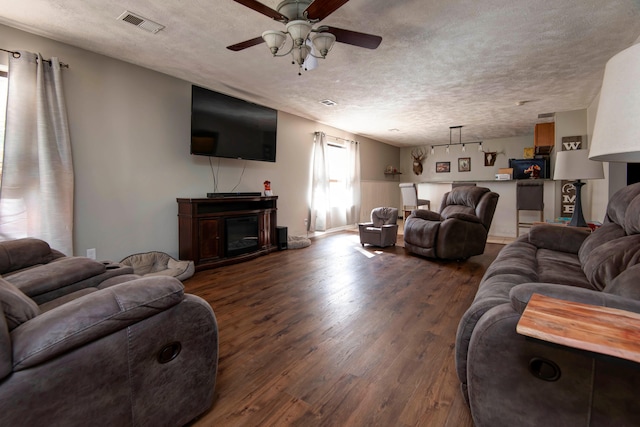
[225,216,259,257]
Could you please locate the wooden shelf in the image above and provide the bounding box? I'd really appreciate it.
[517,293,640,363]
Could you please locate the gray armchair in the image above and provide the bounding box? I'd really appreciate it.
[0,238,218,426]
[359,207,399,247]
[403,186,499,260]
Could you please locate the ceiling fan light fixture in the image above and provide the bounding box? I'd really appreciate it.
[228,0,383,75]
[262,30,287,55]
[312,32,336,58]
[286,20,312,46]
[291,44,311,66]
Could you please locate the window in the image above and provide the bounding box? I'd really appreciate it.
[327,142,347,208]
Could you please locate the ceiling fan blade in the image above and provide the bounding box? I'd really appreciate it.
[305,0,351,21]
[227,36,265,52]
[323,26,382,49]
[233,0,287,21]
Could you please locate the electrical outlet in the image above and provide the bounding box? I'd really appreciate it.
[86,248,96,260]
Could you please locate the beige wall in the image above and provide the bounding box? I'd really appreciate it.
[0,24,400,261]
[399,135,534,183]
[398,110,603,230]
[587,92,628,221]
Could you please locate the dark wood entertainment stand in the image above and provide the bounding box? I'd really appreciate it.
[177,196,278,271]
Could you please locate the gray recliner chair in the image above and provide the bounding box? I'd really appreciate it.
[403,186,499,260]
[358,207,399,247]
[0,238,218,426]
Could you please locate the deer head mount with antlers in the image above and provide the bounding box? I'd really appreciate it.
[411,148,426,175]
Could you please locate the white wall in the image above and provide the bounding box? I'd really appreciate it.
[399,135,534,183]
[587,93,628,221]
[0,24,400,261]
[398,112,602,233]
[553,109,600,221]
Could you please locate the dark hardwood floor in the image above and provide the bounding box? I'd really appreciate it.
[184,231,503,426]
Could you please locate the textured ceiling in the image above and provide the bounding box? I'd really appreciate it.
[1,0,640,147]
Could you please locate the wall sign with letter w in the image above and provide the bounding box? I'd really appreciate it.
[560,136,583,218]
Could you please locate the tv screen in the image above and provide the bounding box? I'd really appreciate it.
[509,158,549,179]
[191,85,277,162]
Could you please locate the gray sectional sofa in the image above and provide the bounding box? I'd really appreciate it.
[456,182,640,427]
[0,238,218,426]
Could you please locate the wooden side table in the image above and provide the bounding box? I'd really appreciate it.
[517,293,640,363]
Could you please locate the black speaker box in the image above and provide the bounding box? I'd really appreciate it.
[276,226,288,250]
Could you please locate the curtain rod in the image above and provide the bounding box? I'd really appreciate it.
[314,131,357,144]
[1,48,69,68]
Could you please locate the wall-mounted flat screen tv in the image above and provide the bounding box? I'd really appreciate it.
[191,85,277,162]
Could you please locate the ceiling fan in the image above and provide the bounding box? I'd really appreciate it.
[227,0,383,74]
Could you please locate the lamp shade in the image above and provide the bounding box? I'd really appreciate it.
[291,44,311,66]
[554,149,604,181]
[286,20,312,46]
[262,30,287,55]
[312,32,336,57]
[590,43,640,162]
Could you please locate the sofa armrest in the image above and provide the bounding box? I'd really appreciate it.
[527,224,590,254]
[0,238,63,275]
[380,224,398,235]
[6,257,107,298]
[509,282,640,315]
[411,209,442,221]
[444,212,482,224]
[11,276,184,371]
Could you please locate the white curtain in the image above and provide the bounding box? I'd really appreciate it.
[346,140,361,225]
[308,132,361,232]
[0,51,74,255]
[309,132,330,232]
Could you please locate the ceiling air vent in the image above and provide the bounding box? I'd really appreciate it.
[117,11,165,34]
[538,112,555,119]
[319,99,337,107]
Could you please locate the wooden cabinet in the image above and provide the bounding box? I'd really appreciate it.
[534,122,555,154]
[198,218,222,262]
[177,196,278,271]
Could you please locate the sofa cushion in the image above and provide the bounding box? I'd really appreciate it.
[6,257,106,297]
[624,195,640,235]
[605,182,640,225]
[482,240,538,282]
[582,234,640,291]
[536,249,593,289]
[446,186,489,209]
[441,205,475,219]
[578,222,626,265]
[0,277,39,330]
[371,207,397,227]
